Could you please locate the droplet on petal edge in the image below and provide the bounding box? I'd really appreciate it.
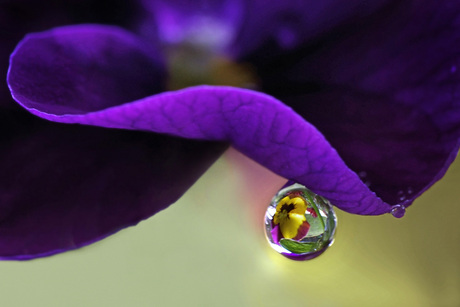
[390,204,406,218]
[265,183,337,261]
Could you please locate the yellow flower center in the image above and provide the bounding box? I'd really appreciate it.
[273,196,308,239]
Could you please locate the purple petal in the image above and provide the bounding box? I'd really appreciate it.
[242,1,460,206]
[271,224,280,244]
[231,0,388,57]
[7,26,391,216]
[0,110,225,260]
[1,23,226,259]
[285,92,460,206]
[0,0,140,107]
[7,24,166,115]
[136,0,388,56]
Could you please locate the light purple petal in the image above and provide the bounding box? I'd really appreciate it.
[7,24,166,115]
[8,26,391,215]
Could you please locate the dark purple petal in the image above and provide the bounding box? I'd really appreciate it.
[8,28,392,215]
[136,0,388,56]
[1,23,226,259]
[231,0,388,57]
[0,110,225,260]
[242,1,460,206]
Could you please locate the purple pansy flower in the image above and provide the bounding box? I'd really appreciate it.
[3,1,460,260]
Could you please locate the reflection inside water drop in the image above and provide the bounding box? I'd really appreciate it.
[265,183,337,261]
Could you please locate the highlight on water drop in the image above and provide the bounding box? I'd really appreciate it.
[264,183,337,261]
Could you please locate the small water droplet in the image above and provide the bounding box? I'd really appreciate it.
[358,171,367,178]
[265,183,337,260]
[407,187,413,194]
[391,204,406,218]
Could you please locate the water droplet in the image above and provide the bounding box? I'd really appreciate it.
[265,183,337,261]
[391,204,406,218]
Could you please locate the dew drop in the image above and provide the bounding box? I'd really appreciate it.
[264,183,337,261]
[391,204,406,218]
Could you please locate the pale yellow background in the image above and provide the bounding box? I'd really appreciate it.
[0,148,459,307]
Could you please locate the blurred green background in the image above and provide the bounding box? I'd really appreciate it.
[0,148,458,307]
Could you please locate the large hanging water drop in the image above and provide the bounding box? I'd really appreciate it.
[265,183,337,260]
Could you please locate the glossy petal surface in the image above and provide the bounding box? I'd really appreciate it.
[8,27,391,215]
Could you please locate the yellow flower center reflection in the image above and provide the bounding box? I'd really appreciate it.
[273,196,309,240]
